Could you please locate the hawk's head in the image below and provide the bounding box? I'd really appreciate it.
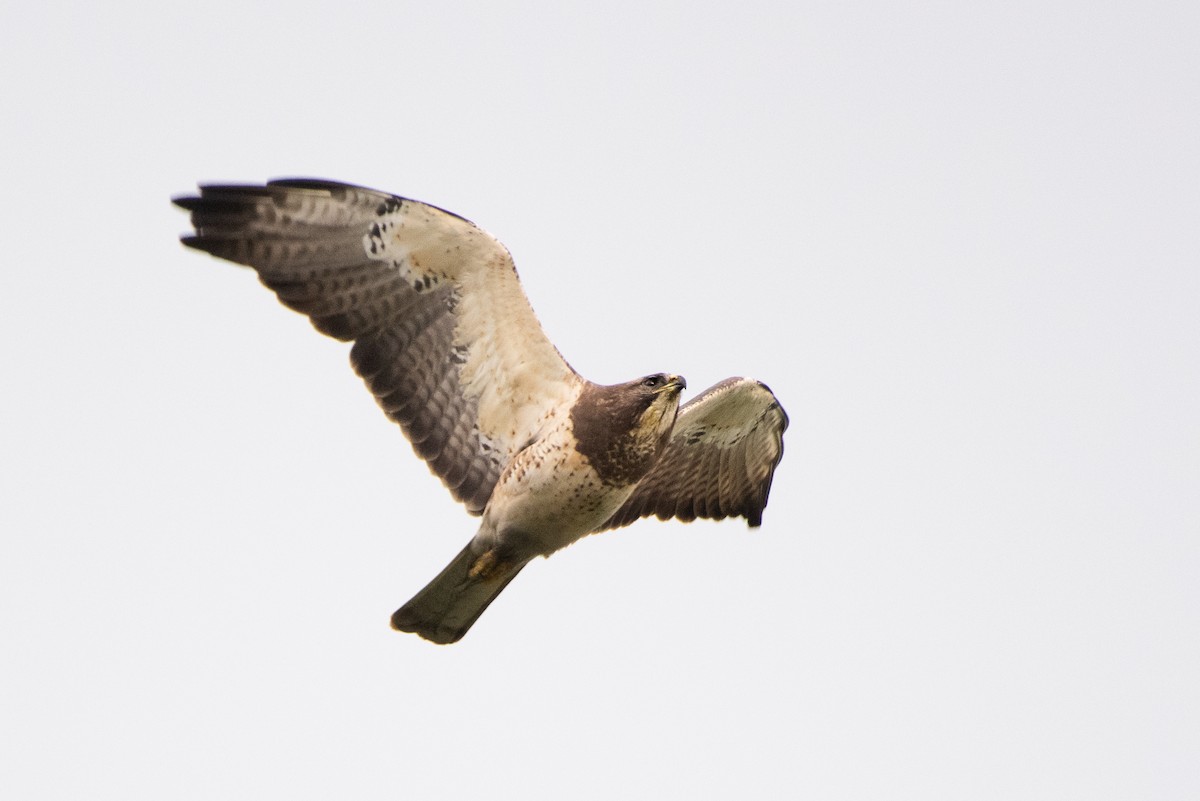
[631,372,687,444]
[571,373,686,486]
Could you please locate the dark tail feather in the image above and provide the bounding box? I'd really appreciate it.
[391,543,529,644]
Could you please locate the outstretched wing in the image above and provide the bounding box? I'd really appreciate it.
[174,179,581,514]
[599,377,788,531]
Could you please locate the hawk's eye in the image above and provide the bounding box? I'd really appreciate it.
[642,375,664,389]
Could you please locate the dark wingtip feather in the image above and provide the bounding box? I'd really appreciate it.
[173,196,252,216]
[267,178,360,192]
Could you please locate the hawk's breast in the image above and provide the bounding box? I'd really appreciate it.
[481,417,641,557]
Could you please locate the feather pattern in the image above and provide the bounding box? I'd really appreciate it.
[175,179,580,513]
[599,377,788,531]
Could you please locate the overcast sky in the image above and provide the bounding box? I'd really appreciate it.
[2,2,1197,798]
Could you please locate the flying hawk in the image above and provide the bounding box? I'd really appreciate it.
[174,179,788,644]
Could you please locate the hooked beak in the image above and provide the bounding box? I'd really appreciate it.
[661,374,687,393]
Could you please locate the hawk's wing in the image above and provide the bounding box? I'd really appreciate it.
[599,378,788,531]
[174,179,581,514]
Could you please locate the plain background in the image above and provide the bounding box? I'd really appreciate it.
[2,2,1197,798]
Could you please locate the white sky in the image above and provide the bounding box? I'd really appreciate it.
[2,1,1197,798]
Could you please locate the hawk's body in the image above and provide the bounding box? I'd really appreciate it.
[175,179,788,643]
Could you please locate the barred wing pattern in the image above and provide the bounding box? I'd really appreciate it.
[599,378,788,530]
[175,179,581,514]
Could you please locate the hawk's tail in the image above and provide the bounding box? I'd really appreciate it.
[391,543,529,645]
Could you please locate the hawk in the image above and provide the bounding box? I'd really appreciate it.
[174,179,789,644]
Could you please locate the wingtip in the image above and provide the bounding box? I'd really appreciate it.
[266,177,358,192]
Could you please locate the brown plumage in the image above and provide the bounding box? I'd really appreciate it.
[174,179,788,644]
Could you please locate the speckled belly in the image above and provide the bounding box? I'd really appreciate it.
[481,429,635,557]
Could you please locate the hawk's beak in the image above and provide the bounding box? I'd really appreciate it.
[663,375,686,393]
